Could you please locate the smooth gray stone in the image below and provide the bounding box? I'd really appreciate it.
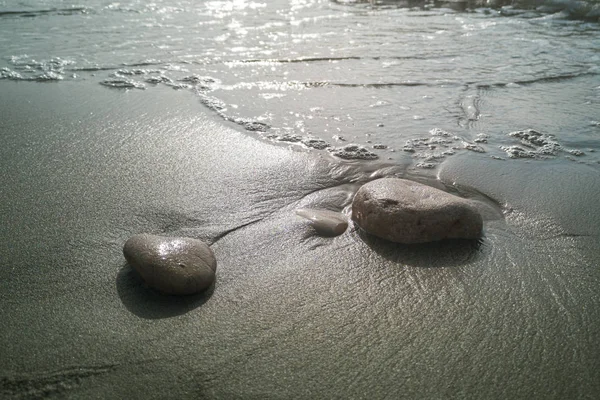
[123,234,216,295]
[351,178,483,243]
[296,208,348,237]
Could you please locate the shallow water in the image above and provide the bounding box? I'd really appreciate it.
[1,0,599,167]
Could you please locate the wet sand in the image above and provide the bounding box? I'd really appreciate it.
[1,81,599,399]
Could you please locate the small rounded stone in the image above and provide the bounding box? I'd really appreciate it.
[296,208,348,237]
[123,234,216,295]
[351,178,483,244]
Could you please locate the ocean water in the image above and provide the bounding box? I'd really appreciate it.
[1,0,599,169]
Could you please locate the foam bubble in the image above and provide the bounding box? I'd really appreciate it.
[239,120,270,132]
[430,128,453,137]
[273,133,303,143]
[100,79,145,89]
[302,137,330,150]
[0,68,23,80]
[567,149,585,156]
[501,129,565,159]
[500,145,537,158]
[328,144,378,160]
[30,72,63,81]
[114,68,160,76]
[180,75,219,88]
[464,143,486,153]
[8,55,73,78]
[474,133,489,143]
[145,75,173,84]
[198,95,227,111]
[415,162,437,169]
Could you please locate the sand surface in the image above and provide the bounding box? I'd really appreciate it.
[1,81,599,399]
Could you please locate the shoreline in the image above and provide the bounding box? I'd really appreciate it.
[1,80,599,399]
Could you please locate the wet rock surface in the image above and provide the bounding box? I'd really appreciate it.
[123,234,216,295]
[295,208,348,237]
[351,178,483,244]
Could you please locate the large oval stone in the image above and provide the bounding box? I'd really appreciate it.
[123,234,216,295]
[351,178,483,243]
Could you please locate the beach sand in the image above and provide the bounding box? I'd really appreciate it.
[1,81,599,399]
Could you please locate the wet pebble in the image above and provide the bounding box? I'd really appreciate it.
[296,209,348,237]
[352,178,483,244]
[123,234,216,295]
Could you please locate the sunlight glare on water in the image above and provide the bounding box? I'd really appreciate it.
[1,0,598,167]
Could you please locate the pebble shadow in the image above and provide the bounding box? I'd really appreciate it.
[356,228,485,268]
[116,263,214,319]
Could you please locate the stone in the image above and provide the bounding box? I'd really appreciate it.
[123,234,216,295]
[295,208,348,237]
[351,178,483,243]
